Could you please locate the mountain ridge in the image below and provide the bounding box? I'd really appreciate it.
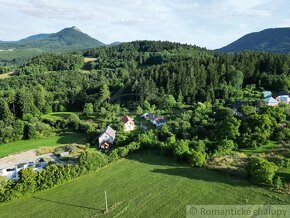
[0,26,104,52]
[217,27,290,53]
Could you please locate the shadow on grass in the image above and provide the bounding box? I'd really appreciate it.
[57,133,90,144]
[151,167,249,187]
[276,172,290,183]
[32,196,104,212]
[128,151,249,187]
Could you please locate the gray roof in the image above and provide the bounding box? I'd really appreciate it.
[263,97,278,103]
[104,125,116,140]
[262,91,272,98]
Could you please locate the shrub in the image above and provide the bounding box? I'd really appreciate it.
[273,176,283,191]
[78,151,108,172]
[214,140,235,157]
[190,150,206,167]
[246,157,276,185]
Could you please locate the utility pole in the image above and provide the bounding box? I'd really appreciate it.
[105,190,108,212]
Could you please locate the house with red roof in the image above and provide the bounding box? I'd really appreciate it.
[121,115,135,131]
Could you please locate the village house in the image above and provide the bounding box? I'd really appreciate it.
[276,95,290,104]
[121,115,135,131]
[98,126,116,150]
[141,112,167,127]
[263,97,279,106]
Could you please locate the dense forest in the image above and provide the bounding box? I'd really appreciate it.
[0,40,290,201]
[0,41,290,145]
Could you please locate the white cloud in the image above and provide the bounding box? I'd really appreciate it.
[0,0,289,48]
[239,9,270,17]
[280,19,290,27]
[112,18,144,26]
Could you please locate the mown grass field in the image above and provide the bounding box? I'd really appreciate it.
[0,133,88,158]
[0,152,289,218]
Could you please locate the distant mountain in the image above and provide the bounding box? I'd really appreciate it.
[217,27,290,53]
[18,34,50,43]
[110,41,122,46]
[0,26,104,52]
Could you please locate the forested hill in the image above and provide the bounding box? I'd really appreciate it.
[0,26,104,51]
[217,27,290,53]
[0,40,290,144]
[0,27,104,65]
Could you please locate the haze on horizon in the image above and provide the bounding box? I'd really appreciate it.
[0,0,289,49]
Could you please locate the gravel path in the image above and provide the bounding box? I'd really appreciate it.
[0,150,56,169]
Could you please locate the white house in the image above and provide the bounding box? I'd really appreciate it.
[277,95,290,104]
[98,126,116,150]
[263,97,279,106]
[121,115,135,131]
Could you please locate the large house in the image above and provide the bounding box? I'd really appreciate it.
[121,115,135,131]
[99,126,116,150]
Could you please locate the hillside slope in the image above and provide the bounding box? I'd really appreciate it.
[217,27,290,53]
[0,26,104,52]
[0,152,289,218]
[0,27,104,64]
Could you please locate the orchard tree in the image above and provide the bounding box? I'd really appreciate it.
[83,103,94,116]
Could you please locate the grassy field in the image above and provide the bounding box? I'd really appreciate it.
[239,141,278,155]
[0,71,17,80]
[42,112,77,121]
[0,152,289,218]
[84,57,97,63]
[42,111,118,124]
[0,133,88,158]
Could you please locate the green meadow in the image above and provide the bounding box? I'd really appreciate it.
[0,133,88,158]
[0,152,289,218]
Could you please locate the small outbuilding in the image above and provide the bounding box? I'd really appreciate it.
[263,97,279,106]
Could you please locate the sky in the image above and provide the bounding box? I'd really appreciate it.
[0,0,289,49]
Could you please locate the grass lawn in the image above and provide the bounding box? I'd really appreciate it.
[42,112,78,121]
[0,152,289,218]
[239,141,278,155]
[0,133,89,158]
[42,112,101,123]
